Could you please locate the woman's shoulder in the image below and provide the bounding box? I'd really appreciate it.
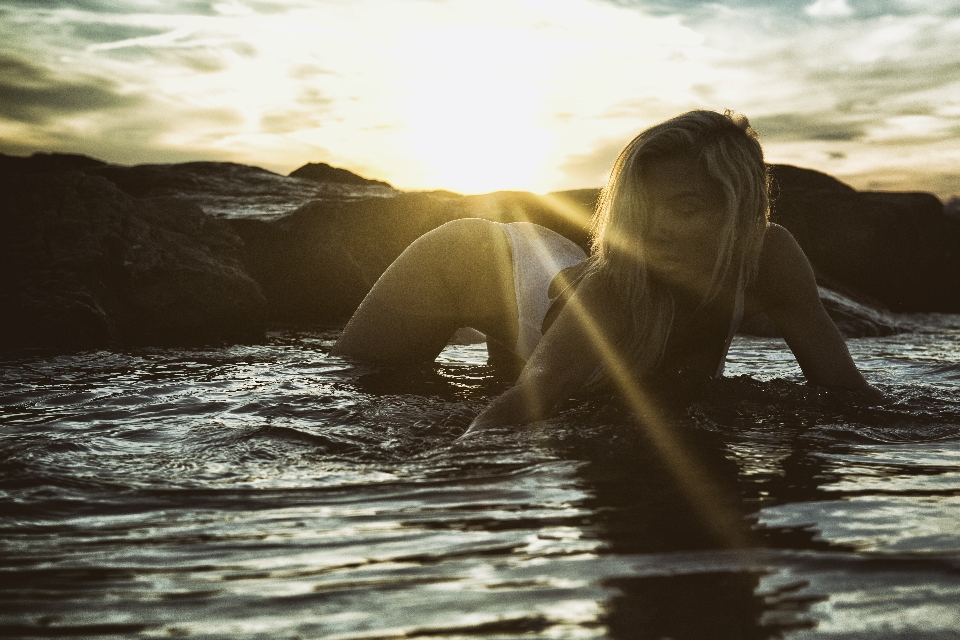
[757,223,810,277]
[759,222,795,254]
[751,223,819,311]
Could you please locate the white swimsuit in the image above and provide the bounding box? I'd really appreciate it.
[497,222,744,378]
[498,222,587,360]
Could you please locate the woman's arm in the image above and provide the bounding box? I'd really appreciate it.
[463,275,613,435]
[754,224,877,394]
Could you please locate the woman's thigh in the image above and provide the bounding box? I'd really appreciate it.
[331,218,518,363]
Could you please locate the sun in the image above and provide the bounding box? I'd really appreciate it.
[393,24,555,195]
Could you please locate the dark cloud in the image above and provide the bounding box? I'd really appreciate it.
[0,54,142,124]
[260,110,321,133]
[246,1,300,14]
[598,0,959,19]
[808,58,960,98]
[0,98,246,167]
[751,113,869,141]
[602,0,740,12]
[94,43,238,73]
[0,0,221,14]
[842,1,960,19]
[69,22,168,44]
[93,36,258,73]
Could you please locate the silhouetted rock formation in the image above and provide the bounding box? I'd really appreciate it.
[769,165,960,312]
[1,171,265,351]
[289,162,393,188]
[231,193,460,322]
[2,151,956,350]
[229,189,597,324]
[0,151,108,174]
[0,153,397,219]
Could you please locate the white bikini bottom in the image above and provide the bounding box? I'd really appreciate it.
[498,222,587,360]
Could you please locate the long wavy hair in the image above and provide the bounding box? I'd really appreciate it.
[586,110,770,374]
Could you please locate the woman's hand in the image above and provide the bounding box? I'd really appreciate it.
[459,274,612,439]
[754,224,874,392]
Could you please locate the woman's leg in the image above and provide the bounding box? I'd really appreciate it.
[330,218,518,364]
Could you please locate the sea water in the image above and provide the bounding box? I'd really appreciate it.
[2,314,960,639]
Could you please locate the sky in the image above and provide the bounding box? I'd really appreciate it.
[1,0,958,196]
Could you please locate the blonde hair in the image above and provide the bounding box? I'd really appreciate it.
[587,109,770,374]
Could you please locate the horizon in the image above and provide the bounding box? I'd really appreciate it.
[2,0,959,198]
[12,147,960,204]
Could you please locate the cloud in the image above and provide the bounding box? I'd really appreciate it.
[260,109,321,133]
[0,0,221,14]
[0,54,142,124]
[69,22,169,44]
[2,0,959,196]
[557,138,626,189]
[804,0,853,18]
[94,45,230,73]
[751,113,870,141]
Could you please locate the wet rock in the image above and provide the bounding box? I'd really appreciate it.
[460,189,595,251]
[0,171,266,351]
[739,285,903,339]
[0,151,107,174]
[0,152,398,219]
[945,197,960,221]
[769,165,960,312]
[230,193,462,322]
[229,188,599,323]
[4,152,957,343]
[289,162,393,188]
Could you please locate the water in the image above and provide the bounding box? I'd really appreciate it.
[2,316,960,639]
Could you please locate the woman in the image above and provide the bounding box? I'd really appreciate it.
[332,110,878,433]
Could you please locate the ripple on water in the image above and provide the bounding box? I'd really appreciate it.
[1,325,960,637]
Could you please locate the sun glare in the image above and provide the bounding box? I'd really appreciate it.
[394,25,554,194]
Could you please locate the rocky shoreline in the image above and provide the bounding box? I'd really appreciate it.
[2,152,958,351]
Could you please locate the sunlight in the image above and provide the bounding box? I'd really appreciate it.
[516,208,747,547]
[397,42,553,194]
[559,287,748,548]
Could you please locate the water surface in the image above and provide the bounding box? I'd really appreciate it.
[3,316,960,638]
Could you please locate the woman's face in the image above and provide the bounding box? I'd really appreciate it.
[641,155,727,295]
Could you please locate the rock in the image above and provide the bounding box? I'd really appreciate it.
[460,189,595,251]
[770,165,960,312]
[229,187,599,324]
[945,197,960,221]
[4,151,957,347]
[0,151,107,174]
[289,162,393,188]
[0,171,266,351]
[230,193,462,322]
[0,152,398,220]
[739,285,903,339]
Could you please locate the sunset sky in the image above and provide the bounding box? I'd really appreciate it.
[1,0,958,196]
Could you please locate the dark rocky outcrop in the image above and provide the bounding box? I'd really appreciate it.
[231,193,461,322]
[769,165,960,312]
[739,285,903,339]
[3,151,956,350]
[0,152,397,219]
[289,162,393,188]
[229,188,598,324]
[1,171,265,351]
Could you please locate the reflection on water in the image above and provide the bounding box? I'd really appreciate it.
[1,317,959,638]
